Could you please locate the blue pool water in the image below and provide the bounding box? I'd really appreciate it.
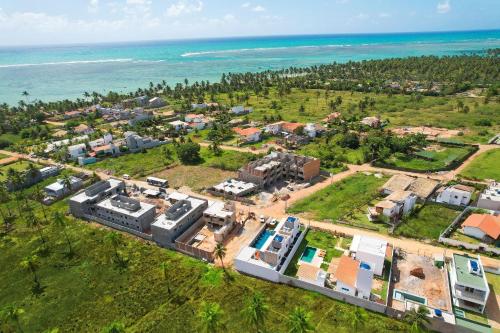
[253,230,274,250]
[301,246,317,263]
[360,262,371,270]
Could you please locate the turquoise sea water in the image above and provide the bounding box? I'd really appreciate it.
[0,30,499,105]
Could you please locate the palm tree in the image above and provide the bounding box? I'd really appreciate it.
[159,261,171,294]
[20,255,41,290]
[53,212,73,256]
[25,210,47,246]
[100,321,125,333]
[105,231,124,265]
[287,307,314,333]
[62,174,73,193]
[198,302,224,333]
[404,306,430,333]
[350,306,368,331]
[214,242,227,271]
[32,185,48,222]
[242,291,268,333]
[21,91,30,104]
[1,304,25,333]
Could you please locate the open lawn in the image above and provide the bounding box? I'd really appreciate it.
[0,160,40,181]
[450,231,483,245]
[0,188,407,333]
[460,148,500,181]
[394,203,463,240]
[87,145,257,178]
[289,173,388,223]
[151,165,236,191]
[298,135,365,169]
[380,145,475,172]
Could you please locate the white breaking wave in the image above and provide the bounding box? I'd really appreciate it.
[181,44,353,57]
[0,58,134,69]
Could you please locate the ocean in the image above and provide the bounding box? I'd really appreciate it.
[0,30,499,105]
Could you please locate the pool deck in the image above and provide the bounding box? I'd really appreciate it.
[299,247,324,268]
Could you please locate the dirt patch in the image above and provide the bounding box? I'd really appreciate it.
[152,165,237,192]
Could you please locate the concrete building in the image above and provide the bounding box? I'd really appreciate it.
[368,191,417,223]
[238,152,320,188]
[68,143,87,160]
[128,108,153,126]
[231,105,253,115]
[349,235,389,276]
[39,166,60,178]
[333,255,373,300]
[151,194,208,248]
[94,195,156,232]
[211,179,258,197]
[477,182,500,211]
[234,216,303,282]
[382,174,438,201]
[360,116,381,128]
[203,201,236,243]
[297,263,327,287]
[124,131,164,152]
[449,254,490,313]
[73,124,94,135]
[69,179,125,218]
[169,120,188,131]
[461,214,500,244]
[436,184,474,206]
[44,176,83,198]
[148,97,165,108]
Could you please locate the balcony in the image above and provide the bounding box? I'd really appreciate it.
[454,288,487,304]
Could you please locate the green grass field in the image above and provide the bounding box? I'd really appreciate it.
[87,145,257,178]
[151,165,236,191]
[394,204,463,240]
[460,148,500,181]
[289,173,388,222]
[381,145,474,172]
[0,188,408,332]
[0,160,40,181]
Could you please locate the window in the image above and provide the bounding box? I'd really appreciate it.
[341,287,350,292]
[465,287,475,293]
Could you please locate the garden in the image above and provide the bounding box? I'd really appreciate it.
[460,148,500,181]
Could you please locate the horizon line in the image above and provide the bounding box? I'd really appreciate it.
[0,28,499,49]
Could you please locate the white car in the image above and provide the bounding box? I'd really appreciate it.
[122,174,130,180]
[259,215,266,223]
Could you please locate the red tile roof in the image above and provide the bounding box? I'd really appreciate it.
[282,122,304,133]
[233,127,261,137]
[335,255,359,287]
[462,214,500,239]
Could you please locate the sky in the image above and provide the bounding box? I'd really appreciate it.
[0,0,499,46]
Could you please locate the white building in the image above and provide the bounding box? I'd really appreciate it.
[349,235,389,276]
[69,179,125,218]
[233,127,262,143]
[304,123,317,138]
[235,216,302,282]
[44,176,83,198]
[211,179,258,197]
[461,213,500,244]
[148,97,165,108]
[169,120,188,131]
[231,105,253,115]
[449,254,490,313]
[68,143,87,160]
[124,131,164,152]
[151,194,208,247]
[94,195,156,232]
[477,182,500,211]
[436,184,474,206]
[297,263,327,287]
[334,255,373,300]
[368,190,417,223]
[203,201,236,243]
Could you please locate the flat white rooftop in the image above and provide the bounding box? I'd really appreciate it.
[204,201,234,219]
[350,235,387,258]
[96,197,156,218]
[152,196,206,231]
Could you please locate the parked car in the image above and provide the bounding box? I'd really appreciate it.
[259,215,266,223]
[122,174,130,180]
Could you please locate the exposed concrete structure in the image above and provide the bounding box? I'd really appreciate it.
[477,182,500,211]
[151,194,208,248]
[435,184,474,206]
[124,131,164,152]
[238,152,320,188]
[44,176,83,198]
[211,179,258,197]
[69,179,125,218]
[95,195,156,232]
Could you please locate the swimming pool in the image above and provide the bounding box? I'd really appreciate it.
[253,230,275,250]
[300,246,317,263]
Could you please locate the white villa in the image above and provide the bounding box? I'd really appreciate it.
[349,235,389,276]
[436,184,474,206]
[333,255,373,300]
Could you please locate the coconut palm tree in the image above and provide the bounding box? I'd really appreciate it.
[287,307,314,333]
[105,231,124,265]
[61,174,73,193]
[20,255,41,291]
[242,291,268,333]
[404,306,430,333]
[100,321,125,333]
[214,242,227,271]
[53,211,73,256]
[1,304,25,333]
[159,261,171,294]
[198,302,224,333]
[25,211,47,246]
[32,185,48,223]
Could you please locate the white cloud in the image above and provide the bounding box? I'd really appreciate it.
[252,5,266,12]
[126,0,147,4]
[355,13,369,20]
[437,0,451,14]
[88,0,99,13]
[166,0,204,17]
[378,12,391,18]
[241,2,251,8]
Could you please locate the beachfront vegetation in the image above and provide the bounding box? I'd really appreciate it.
[460,148,500,181]
[394,203,463,240]
[0,186,408,332]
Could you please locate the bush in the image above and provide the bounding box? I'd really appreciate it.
[474,119,492,127]
[176,142,201,164]
[0,138,12,148]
